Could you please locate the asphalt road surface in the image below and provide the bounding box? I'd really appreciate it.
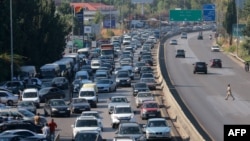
[164,31,250,141]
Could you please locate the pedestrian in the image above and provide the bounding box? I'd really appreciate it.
[42,123,50,140]
[48,119,57,141]
[225,84,235,100]
[245,62,249,72]
[34,113,41,125]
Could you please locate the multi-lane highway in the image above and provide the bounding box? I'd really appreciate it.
[164,31,250,141]
[37,41,181,141]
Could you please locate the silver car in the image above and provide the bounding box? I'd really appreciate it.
[108,96,129,114]
[0,90,19,106]
[135,92,154,108]
[96,79,117,93]
[142,118,171,140]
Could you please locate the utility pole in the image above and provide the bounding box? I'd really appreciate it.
[10,0,13,80]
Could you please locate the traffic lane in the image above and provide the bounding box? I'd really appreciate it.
[165,32,250,141]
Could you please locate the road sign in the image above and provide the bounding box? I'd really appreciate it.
[169,10,202,21]
[203,4,216,21]
[233,24,246,37]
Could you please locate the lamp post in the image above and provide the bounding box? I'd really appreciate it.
[109,0,111,29]
[236,0,239,57]
[10,0,13,80]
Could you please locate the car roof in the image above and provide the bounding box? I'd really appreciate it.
[82,111,99,114]
[114,104,131,108]
[23,88,38,92]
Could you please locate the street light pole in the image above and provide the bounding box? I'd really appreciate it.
[236,0,239,57]
[10,0,13,80]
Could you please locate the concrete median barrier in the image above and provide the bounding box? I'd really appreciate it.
[156,38,205,141]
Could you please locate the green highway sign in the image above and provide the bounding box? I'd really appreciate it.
[169,10,202,21]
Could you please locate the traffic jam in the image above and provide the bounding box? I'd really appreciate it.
[0,29,172,141]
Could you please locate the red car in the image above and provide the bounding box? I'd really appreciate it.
[140,100,161,120]
[210,59,222,68]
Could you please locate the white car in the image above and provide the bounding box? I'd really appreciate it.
[0,129,45,138]
[22,88,40,108]
[81,111,103,131]
[71,116,102,139]
[211,45,220,52]
[110,104,136,128]
[135,92,154,108]
[169,39,177,45]
[108,96,129,114]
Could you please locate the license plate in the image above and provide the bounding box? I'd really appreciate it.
[149,114,155,116]
[59,111,65,113]
[80,109,85,110]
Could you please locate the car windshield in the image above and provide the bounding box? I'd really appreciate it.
[142,79,155,83]
[75,132,97,140]
[80,91,94,97]
[148,120,167,127]
[73,98,87,103]
[117,73,128,77]
[76,120,98,127]
[115,107,132,114]
[136,63,145,67]
[81,113,100,118]
[138,93,152,97]
[120,126,141,134]
[95,74,107,78]
[135,83,147,88]
[97,79,110,84]
[22,92,37,98]
[145,103,158,108]
[51,100,66,106]
[111,98,127,103]
[18,109,35,117]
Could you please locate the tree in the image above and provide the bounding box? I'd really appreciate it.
[0,0,68,81]
[223,0,237,45]
[93,11,103,24]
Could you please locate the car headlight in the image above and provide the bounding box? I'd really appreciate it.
[67,107,70,110]
[127,79,131,82]
[134,90,138,92]
[142,109,147,113]
[52,108,58,111]
[116,79,120,82]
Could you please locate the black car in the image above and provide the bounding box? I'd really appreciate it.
[43,99,70,117]
[132,83,150,96]
[68,98,91,113]
[176,49,185,58]
[38,87,65,102]
[140,66,153,75]
[193,62,207,74]
[51,77,69,90]
[210,59,222,68]
[197,32,203,40]
[0,120,43,133]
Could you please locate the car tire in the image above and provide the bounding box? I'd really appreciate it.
[193,71,196,74]
[7,100,14,106]
[93,104,97,108]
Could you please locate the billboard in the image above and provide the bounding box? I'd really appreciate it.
[103,19,116,28]
[74,6,84,35]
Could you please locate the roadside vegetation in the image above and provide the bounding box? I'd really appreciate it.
[1,0,250,81]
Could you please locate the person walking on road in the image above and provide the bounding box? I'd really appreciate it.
[48,118,57,141]
[225,84,235,100]
[34,113,41,125]
[245,62,249,72]
[42,123,50,140]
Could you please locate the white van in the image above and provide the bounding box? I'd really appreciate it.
[82,83,98,93]
[79,87,98,108]
[75,70,90,80]
[22,88,40,108]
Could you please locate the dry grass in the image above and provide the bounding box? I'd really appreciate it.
[100,28,125,38]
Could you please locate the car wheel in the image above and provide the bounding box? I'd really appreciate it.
[114,87,117,92]
[7,100,14,106]
[205,71,207,74]
[193,71,196,74]
[93,104,97,108]
[50,110,53,117]
[108,88,111,93]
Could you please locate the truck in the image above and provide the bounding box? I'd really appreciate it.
[100,44,114,60]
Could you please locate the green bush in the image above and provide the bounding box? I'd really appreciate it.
[106,30,115,37]
[228,45,236,53]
